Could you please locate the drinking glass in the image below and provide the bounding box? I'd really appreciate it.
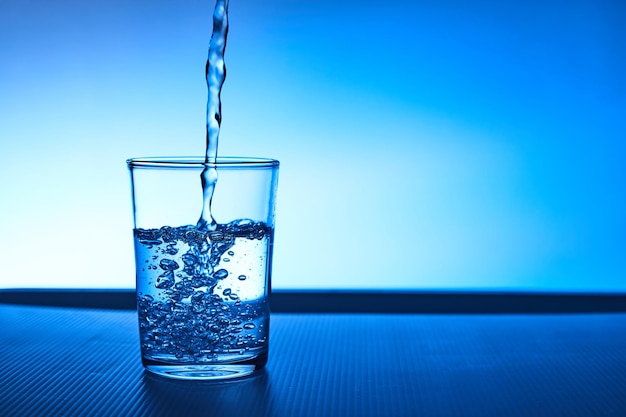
[128,157,279,380]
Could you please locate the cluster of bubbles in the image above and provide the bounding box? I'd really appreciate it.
[134,219,271,361]
[138,294,268,360]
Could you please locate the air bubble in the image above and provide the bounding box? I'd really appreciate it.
[213,269,228,280]
[139,239,162,246]
[159,259,180,271]
[182,253,198,265]
[155,274,174,289]
[217,314,230,326]
[243,323,255,330]
[190,278,206,289]
[184,229,203,244]
[191,292,205,304]
[238,275,247,281]
[165,244,179,255]
[227,251,235,256]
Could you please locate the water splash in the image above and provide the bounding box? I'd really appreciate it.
[198,0,229,231]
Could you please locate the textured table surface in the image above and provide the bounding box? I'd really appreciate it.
[1,303,624,417]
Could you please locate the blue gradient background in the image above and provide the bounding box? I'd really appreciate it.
[1,0,624,291]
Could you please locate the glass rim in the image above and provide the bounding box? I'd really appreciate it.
[127,156,279,169]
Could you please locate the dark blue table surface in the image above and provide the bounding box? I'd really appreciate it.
[1,303,625,417]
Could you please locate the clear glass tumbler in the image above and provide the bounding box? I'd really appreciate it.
[127,157,279,380]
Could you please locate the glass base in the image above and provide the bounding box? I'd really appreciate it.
[142,351,268,381]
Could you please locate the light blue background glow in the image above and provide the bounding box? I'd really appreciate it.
[1,0,624,291]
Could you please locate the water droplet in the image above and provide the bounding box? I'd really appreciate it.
[223,288,232,296]
[238,275,247,281]
[227,251,235,256]
[243,323,255,330]
[223,257,230,262]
